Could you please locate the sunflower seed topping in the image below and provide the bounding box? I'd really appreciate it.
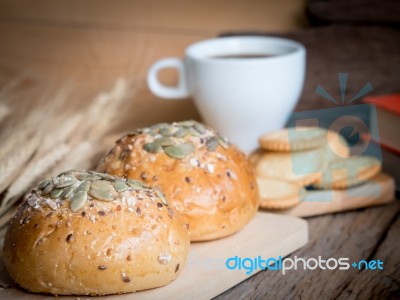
[50,188,63,199]
[127,180,145,189]
[61,186,74,199]
[138,120,229,158]
[154,188,168,206]
[42,183,54,195]
[56,179,76,189]
[173,127,189,138]
[70,191,88,212]
[91,180,113,190]
[189,127,202,137]
[218,136,229,149]
[178,120,195,127]
[143,142,162,153]
[164,142,195,159]
[160,126,176,137]
[76,180,91,193]
[89,189,115,201]
[32,170,168,213]
[114,180,129,192]
[155,137,174,146]
[150,122,168,131]
[164,145,184,159]
[194,123,206,134]
[90,171,116,181]
[38,179,51,190]
[76,173,101,181]
[58,170,75,177]
[206,137,219,151]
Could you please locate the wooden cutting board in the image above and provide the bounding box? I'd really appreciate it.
[278,173,396,217]
[0,213,308,300]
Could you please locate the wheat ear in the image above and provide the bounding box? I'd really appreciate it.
[1,144,70,214]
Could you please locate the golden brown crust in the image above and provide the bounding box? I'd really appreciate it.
[259,127,326,152]
[313,156,382,189]
[3,171,190,296]
[254,148,325,186]
[256,177,306,209]
[97,121,260,241]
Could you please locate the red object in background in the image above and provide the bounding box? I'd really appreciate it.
[364,93,400,115]
[363,93,400,154]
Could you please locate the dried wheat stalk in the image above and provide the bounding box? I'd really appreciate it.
[1,144,70,212]
[0,104,9,123]
[0,108,43,160]
[47,141,94,176]
[0,137,40,194]
[47,78,132,175]
[0,76,135,219]
[0,84,72,194]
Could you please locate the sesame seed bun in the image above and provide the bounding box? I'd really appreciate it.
[3,171,190,296]
[97,121,260,242]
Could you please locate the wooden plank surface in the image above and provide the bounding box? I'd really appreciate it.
[0,213,308,299]
[0,21,206,80]
[0,0,307,34]
[336,210,400,299]
[0,0,307,127]
[0,1,399,299]
[279,173,395,217]
[215,201,400,299]
[0,20,204,125]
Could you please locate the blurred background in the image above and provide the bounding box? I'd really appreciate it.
[1,0,399,123]
[0,0,307,123]
[0,2,400,298]
[0,0,399,181]
[0,0,311,227]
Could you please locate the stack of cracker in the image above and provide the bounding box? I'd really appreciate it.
[251,127,382,210]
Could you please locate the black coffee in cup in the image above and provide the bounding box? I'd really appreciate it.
[210,54,275,59]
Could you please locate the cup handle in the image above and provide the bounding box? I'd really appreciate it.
[147,58,190,99]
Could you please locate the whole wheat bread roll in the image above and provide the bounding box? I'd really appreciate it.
[3,170,190,296]
[97,121,259,241]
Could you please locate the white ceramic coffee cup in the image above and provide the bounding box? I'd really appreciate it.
[147,36,306,153]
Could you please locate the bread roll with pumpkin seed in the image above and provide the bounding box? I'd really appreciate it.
[97,120,260,241]
[3,170,190,296]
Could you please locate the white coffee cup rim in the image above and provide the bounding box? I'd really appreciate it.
[186,36,305,64]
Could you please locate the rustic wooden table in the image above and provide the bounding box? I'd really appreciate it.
[215,26,400,299]
[216,201,400,299]
[1,2,399,298]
